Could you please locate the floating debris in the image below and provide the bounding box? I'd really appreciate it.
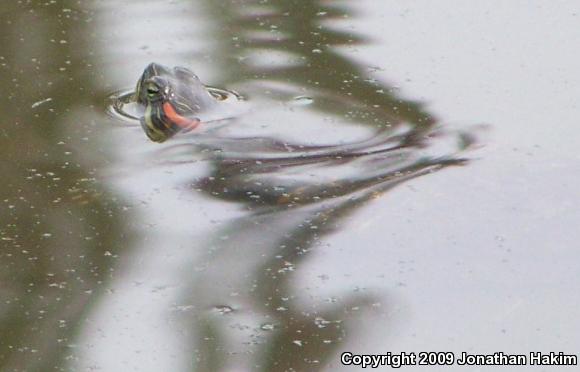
[260,323,276,331]
[213,305,234,315]
[291,96,314,106]
[31,98,53,109]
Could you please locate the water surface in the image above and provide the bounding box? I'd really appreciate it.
[1,1,579,371]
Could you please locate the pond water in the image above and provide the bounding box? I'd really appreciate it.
[1,1,579,371]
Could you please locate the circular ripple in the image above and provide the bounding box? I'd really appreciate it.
[106,89,141,126]
[107,87,243,127]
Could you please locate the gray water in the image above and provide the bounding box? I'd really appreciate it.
[1,1,579,371]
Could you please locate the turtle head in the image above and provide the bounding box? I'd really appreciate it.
[135,63,206,142]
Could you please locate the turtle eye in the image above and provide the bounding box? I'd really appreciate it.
[146,83,160,97]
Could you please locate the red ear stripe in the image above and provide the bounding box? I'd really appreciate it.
[162,102,200,130]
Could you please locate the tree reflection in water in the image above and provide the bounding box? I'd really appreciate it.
[0,2,129,371]
[172,0,476,371]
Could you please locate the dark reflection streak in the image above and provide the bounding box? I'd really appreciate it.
[229,204,375,372]
[207,0,436,131]
[256,176,416,371]
[0,2,128,371]
[201,156,464,208]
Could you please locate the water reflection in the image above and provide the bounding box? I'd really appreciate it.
[184,146,464,371]
[203,0,436,130]
[0,2,129,371]
[133,0,476,370]
[1,0,477,370]
[175,124,468,371]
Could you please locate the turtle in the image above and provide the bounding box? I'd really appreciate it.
[135,62,219,142]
